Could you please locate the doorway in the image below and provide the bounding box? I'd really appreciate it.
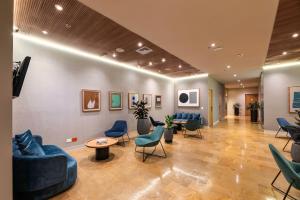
[208,89,214,127]
[245,94,258,116]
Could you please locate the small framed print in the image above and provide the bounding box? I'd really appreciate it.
[128,93,139,110]
[155,95,162,108]
[109,91,123,110]
[143,94,152,108]
[82,89,101,112]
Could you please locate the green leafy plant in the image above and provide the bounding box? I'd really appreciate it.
[247,101,260,111]
[133,100,149,119]
[165,115,174,129]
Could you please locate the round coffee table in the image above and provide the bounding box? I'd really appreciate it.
[85,138,118,160]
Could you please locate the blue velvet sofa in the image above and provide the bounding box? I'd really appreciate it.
[13,130,77,200]
[173,112,204,124]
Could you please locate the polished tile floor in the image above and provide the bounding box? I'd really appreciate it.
[52,117,300,200]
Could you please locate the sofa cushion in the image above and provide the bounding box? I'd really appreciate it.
[176,113,182,119]
[182,113,188,119]
[188,113,194,120]
[21,139,45,156]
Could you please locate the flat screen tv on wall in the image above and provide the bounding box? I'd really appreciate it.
[13,56,31,98]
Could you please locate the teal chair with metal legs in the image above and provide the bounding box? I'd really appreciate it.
[269,144,300,200]
[135,126,167,162]
[183,120,203,138]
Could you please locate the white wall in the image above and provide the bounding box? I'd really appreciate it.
[227,87,258,116]
[0,0,13,199]
[208,77,225,123]
[264,66,300,130]
[13,37,174,148]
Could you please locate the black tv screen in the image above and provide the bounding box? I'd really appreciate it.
[13,56,31,97]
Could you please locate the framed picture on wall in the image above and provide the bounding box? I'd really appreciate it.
[155,95,162,108]
[143,94,152,108]
[289,86,300,113]
[82,89,101,112]
[128,93,139,110]
[177,89,200,107]
[109,91,123,110]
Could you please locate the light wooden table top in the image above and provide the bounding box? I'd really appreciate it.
[85,138,118,149]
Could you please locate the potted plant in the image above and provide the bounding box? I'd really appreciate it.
[247,101,260,122]
[233,103,240,116]
[164,115,174,143]
[133,100,150,135]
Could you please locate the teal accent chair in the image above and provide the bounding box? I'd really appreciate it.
[135,126,167,162]
[183,119,203,139]
[269,144,300,200]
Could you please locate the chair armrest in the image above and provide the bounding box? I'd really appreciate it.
[33,135,43,145]
[13,154,67,192]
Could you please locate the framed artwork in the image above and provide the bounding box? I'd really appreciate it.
[155,95,162,108]
[82,89,100,112]
[289,86,300,113]
[128,93,139,110]
[178,89,200,107]
[143,94,152,108]
[109,91,123,110]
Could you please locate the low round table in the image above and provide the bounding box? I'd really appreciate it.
[85,138,118,160]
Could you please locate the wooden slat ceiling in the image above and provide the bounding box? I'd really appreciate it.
[266,0,300,64]
[14,0,202,77]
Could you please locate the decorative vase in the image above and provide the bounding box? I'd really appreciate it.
[164,128,174,143]
[250,110,258,122]
[137,118,151,135]
[291,142,300,162]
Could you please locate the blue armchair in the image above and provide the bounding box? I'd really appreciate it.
[13,130,77,200]
[276,118,291,138]
[282,125,300,152]
[135,126,166,162]
[105,120,129,146]
[269,144,300,200]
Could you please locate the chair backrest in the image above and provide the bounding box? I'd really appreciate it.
[149,116,155,125]
[269,144,299,185]
[276,118,290,129]
[112,120,127,132]
[285,125,300,142]
[149,126,164,142]
[185,120,201,131]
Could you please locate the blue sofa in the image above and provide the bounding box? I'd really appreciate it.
[173,112,204,124]
[13,130,77,200]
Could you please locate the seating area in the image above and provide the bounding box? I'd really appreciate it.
[2,0,300,199]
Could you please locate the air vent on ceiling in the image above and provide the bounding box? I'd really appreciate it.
[136,46,153,55]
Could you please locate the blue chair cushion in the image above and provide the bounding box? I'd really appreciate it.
[193,113,200,120]
[182,113,188,119]
[21,138,45,156]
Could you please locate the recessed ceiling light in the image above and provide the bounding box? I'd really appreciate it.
[210,43,216,47]
[233,74,237,77]
[138,42,143,47]
[42,30,48,35]
[65,24,71,29]
[292,33,299,38]
[162,58,166,63]
[112,53,117,58]
[282,51,288,55]
[240,83,243,86]
[149,61,153,66]
[237,53,244,57]
[242,86,245,88]
[116,48,125,53]
[226,65,231,69]
[237,79,240,82]
[178,64,182,69]
[55,4,63,11]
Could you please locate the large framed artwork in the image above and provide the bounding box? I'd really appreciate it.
[143,94,152,108]
[109,91,123,110]
[128,93,139,110]
[178,89,200,107]
[289,86,300,113]
[82,89,101,112]
[155,95,162,108]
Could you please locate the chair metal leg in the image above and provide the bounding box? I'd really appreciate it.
[127,133,130,141]
[275,127,282,138]
[283,138,291,152]
[122,135,125,147]
[197,129,203,139]
[271,170,297,200]
[160,141,167,158]
[135,141,167,162]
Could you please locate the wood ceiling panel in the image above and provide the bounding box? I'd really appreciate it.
[14,0,202,77]
[266,0,300,64]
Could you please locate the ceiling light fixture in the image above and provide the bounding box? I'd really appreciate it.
[178,65,182,69]
[112,53,117,58]
[233,74,237,77]
[149,61,153,66]
[162,58,166,63]
[282,51,288,55]
[292,33,299,38]
[116,48,125,53]
[210,43,216,47]
[237,53,244,57]
[138,42,143,47]
[42,30,48,35]
[55,4,63,11]
[237,79,240,82]
[65,24,71,29]
[226,65,231,69]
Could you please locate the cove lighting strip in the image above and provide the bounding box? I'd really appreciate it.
[263,61,300,70]
[13,33,208,81]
